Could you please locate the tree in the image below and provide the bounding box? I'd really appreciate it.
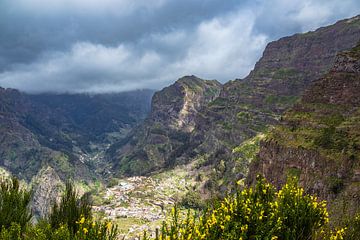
[0,177,32,231]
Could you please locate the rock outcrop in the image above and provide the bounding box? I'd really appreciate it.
[31,166,64,219]
[108,16,360,189]
[186,15,360,161]
[108,76,222,175]
[248,43,360,220]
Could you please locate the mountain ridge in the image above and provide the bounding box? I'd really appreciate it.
[248,42,360,222]
[107,75,222,175]
[106,15,360,196]
[0,88,154,181]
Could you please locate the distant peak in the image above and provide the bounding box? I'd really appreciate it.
[176,75,203,83]
[175,75,221,88]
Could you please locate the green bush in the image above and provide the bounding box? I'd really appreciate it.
[342,213,360,240]
[0,220,118,240]
[180,190,205,210]
[0,177,32,231]
[0,178,118,240]
[49,181,92,234]
[144,176,344,240]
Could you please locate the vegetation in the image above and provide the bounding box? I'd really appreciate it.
[49,181,93,234]
[1,174,360,239]
[180,190,205,210]
[143,176,348,240]
[0,178,32,232]
[0,178,118,240]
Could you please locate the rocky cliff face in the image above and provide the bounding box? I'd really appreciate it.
[194,15,360,149]
[31,166,64,218]
[151,76,221,133]
[248,44,360,221]
[107,16,360,188]
[108,76,222,175]
[173,16,360,191]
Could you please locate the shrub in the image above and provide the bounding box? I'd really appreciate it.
[144,176,336,240]
[180,190,205,210]
[0,219,118,240]
[49,181,92,234]
[0,178,118,240]
[0,177,32,231]
[343,213,360,240]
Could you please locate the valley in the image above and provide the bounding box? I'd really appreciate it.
[0,14,360,240]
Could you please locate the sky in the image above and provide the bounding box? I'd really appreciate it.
[0,0,359,93]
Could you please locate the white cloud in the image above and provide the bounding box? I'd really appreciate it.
[253,0,360,34]
[0,42,164,93]
[174,10,267,80]
[0,0,359,93]
[0,9,268,93]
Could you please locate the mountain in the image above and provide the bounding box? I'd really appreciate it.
[107,16,360,192]
[0,89,153,181]
[1,14,360,223]
[248,43,360,222]
[183,15,360,168]
[107,76,222,175]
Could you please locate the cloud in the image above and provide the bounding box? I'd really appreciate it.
[252,0,360,38]
[5,0,166,16]
[0,43,163,93]
[0,9,268,93]
[176,10,267,80]
[0,0,359,93]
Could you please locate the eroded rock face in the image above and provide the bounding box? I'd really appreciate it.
[175,15,360,191]
[192,15,360,149]
[31,166,64,219]
[108,15,360,184]
[331,47,360,74]
[150,76,222,133]
[108,76,222,175]
[248,44,360,219]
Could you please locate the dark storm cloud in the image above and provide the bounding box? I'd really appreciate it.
[0,0,359,93]
[0,0,244,69]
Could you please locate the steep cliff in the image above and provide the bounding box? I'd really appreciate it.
[193,15,360,153]
[177,15,360,191]
[31,166,64,218]
[248,43,360,222]
[106,16,360,186]
[108,76,222,175]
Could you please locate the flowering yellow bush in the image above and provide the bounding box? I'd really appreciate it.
[75,215,118,240]
[143,176,337,240]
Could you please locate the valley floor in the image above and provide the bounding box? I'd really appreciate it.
[92,166,196,239]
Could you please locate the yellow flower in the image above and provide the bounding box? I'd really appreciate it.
[241,224,248,232]
[106,221,112,230]
[79,217,85,224]
[83,228,88,234]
